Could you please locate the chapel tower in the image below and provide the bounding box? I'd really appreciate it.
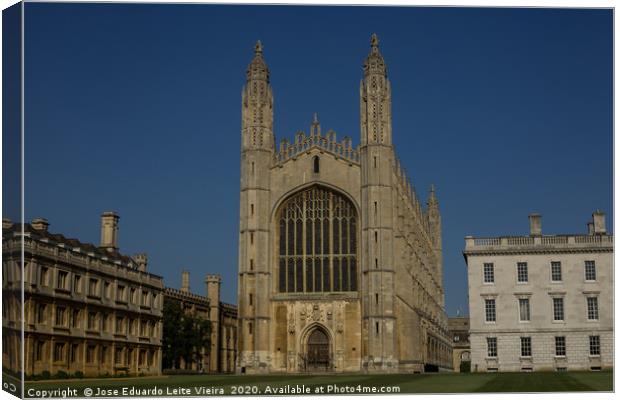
[236,35,452,375]
[237,40,273,373]
[359,33,398,370]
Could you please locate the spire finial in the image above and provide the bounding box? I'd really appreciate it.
[428,184,437,204]
[310,113,321,137]
[370,33,379,52]
[246,39,270,82]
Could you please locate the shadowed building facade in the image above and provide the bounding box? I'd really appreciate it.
[163,271,237,374]
[163,270,211,372]
[237,35,451,374]
[205,274,238,374]
[3,214,163,378]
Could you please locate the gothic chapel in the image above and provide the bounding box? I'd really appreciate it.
[237,35,451,373]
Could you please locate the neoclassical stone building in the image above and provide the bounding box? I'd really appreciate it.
[463,212,613,372]
[3,213,164,378]
[237,35,451,374]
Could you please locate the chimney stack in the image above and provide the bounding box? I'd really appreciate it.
[587,221,594,235]
[592,210,606,235]
[100,212,119,252]
[3,218,13,230]
[528,213,542,236]
[181,270,190,293]
[133,253,148,272]
[31,218,49,232]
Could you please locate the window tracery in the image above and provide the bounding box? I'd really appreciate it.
[277,186,357,293]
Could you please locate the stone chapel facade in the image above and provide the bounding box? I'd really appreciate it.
[237,35,452,374]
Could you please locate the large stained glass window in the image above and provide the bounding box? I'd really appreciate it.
[277,186,357,293]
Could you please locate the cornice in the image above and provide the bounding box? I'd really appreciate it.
[464,247,613,258]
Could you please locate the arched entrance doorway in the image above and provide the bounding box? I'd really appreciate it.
[306,327,330,371]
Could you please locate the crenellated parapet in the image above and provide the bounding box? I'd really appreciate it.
[164,286,210,305]
[274,115,360,165]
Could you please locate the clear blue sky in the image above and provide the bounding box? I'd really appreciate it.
[7,4,613,315]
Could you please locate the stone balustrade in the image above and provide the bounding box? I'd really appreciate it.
[464,234,614,251]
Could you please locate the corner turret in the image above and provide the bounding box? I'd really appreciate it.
[238,40,274,373]
[427,184,444,307]
[242,40,274,150]
[360,33,392,146]
[359,33,398,371]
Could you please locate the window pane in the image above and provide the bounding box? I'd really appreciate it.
[341,220,348,254]
[587,297,599,320]
[315,219,321,254]
[484,263,494,283]
[341,257,349,291]
[589,335,600,355]
[519,298,530,321]
[517,262,528,282]
[333,219,340,254]
[314,258,321,292]
[323,257,331,292]
[323,218,329,254]
[487,337,497,357]
[296,258,303,292]
[296,219,303,256]
[333,258,341,291]
[305,258,313,292]
[279,219,286,255]
[553,298,564,321]
[585,261,596,280]
[350,219,357,254]
[279,259,286,292]
[306,220,313,255]
[287,258,295,293]
[350,258,357,291]
[551,262,562,281]
[555,336,566,356]
[287,220,294,255]
[485,299,496,322]
[521,337,532,357]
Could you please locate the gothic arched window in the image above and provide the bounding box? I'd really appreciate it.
[277,186,357,293]
[313,156,320,174]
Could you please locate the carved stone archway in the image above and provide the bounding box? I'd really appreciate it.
[306,326,332,372]
[300,323,332,372]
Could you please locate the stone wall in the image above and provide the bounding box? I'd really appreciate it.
[465,226,613,372]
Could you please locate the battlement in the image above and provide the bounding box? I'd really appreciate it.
[164,286,210,305]
[274,129,360,165]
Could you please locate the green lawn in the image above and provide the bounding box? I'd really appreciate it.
[10,371,611,397]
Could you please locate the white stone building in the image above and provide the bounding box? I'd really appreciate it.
[237,35,452,374]
[463,212,613,372]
